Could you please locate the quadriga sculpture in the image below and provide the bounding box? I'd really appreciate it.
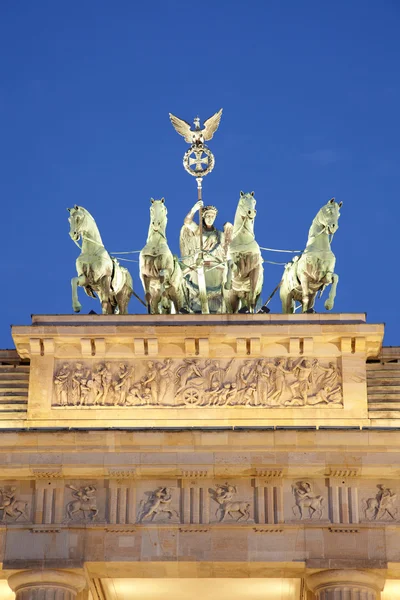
[224,191,263,313]
[68,205,133,314]
[139,198,186,314]
[280,198,342,313]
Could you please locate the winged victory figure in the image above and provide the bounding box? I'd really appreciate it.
[169,109,223,147]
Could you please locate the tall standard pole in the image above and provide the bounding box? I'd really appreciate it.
[196,176,209,314]
[169,108,222,314]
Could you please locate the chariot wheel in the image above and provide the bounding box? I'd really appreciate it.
[182,386,203,406]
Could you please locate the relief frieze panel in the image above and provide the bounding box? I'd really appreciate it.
[0,486,29,522]
[52,357,343,408]
[0,478,398,528]
[137,487,180,523]
[362,485,398,522]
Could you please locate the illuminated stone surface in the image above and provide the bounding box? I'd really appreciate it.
[0,314,400,598]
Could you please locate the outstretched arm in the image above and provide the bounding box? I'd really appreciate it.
[184,200,203,225]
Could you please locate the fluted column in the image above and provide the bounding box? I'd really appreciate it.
[8,569,86,600]
[307,569,385,600]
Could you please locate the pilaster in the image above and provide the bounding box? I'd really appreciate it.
[8,570,86,600]
[307,569,385,600]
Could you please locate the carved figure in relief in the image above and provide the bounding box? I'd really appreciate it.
[114,363,133,406]
[138,487,179,522]
[236,360,254,391]
[102,363,113,402]
[287,359,317,406]
[312,362,342,405]
[270,358,292,404]
[242,382,257,406]
[66,485,98,521]
[206,360,225,389]
[175,359,205,396]
[364,485,398,521]
[0,487,29,522]
[142,361,159,405]
[54,363,70,406]
[91,364,106,405]
[292,481,323,520]
[71,363,90,406]
[157,359,173,404]
[210,483,251,522]
[79,377,92,406]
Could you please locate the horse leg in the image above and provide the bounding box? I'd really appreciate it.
[324,273,339,310]
[116,286,130,315]
[249,265,261,312]
[308,292,317,313]
[151,289,162,315]
[99,277,112,314]
[299,273,311,313]
[71,274,86,313]
[168,288,181,314]
[229,291,240,314]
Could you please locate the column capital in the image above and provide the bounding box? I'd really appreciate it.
[307,569,385,596]
[8,569,86,595]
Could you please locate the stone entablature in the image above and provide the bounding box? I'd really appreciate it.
[9,313,383,428]
[0,428,398,571]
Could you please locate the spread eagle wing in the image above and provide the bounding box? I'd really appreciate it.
[203,108,223,141]
[169,113,193,143]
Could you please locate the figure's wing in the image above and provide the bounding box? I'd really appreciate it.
[223,221,234,252]
[203,108,223,141]
[179,223,200,264]
[169,113,193,143]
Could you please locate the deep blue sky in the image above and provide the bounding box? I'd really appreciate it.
[0,1,399,347]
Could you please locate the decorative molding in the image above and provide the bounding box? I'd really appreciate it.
[105,525,136,533]
[179,527,210,533]
[181,470,208,479]
[253,527,284,533]
[107,468,136,479]
[255,469,283,478]
[31,468,63,479]
[327,468,360,478]
[30,525,61,533]
[329,527,360,533]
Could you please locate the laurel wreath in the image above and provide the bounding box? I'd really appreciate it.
[183,145,215,177]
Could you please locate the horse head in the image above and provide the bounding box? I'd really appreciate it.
[67,205,92,242]
[316,198,343,235]
[149,198,167,234]
[238,191,257,221]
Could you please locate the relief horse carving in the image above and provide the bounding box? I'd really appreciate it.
[68,205,133,314]
[224,191,263,313]
[66,485,98,521]
[292,481,323,520]
[140,198,187,314]
[280,198,342,313]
